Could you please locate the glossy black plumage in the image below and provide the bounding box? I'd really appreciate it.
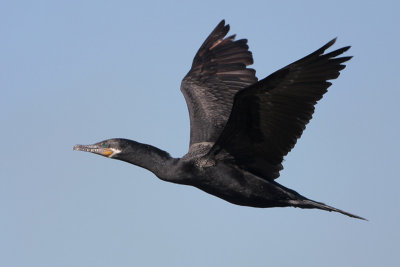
[209,39,352,180]
[74,20,365,220]
[181,20,258,147]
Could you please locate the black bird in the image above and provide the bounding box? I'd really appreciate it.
[74,20,365,220]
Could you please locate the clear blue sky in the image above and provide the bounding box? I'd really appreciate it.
[1,1,399,266]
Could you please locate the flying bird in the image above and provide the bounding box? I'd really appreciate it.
[74,20,365,220]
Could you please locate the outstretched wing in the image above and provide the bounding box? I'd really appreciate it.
[209,38,352,180]
[181,20,258,150]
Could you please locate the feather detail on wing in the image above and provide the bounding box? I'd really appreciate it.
[181,20,258,150]
[208,38,352,180]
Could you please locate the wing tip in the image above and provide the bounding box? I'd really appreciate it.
[215,19,226,29]
[215,19,229,36]
[324,38,352,54]
[320,38,337,53]
[328,37,337,45]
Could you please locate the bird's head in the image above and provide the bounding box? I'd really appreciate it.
[73,138,129,158]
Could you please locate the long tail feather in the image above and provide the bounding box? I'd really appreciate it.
[291,199,367,221]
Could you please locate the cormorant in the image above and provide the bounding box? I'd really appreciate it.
[74,20,365,220]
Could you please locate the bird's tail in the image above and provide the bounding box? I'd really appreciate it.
[290,198,367,221]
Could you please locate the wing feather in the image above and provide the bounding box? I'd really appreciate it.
[181,20,258,149]
[209,39,352,180]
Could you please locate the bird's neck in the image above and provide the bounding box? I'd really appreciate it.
[113,140,180,181]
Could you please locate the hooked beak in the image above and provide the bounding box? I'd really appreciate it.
[73,144,114,157]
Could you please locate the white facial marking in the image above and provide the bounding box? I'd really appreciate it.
[109,148,122,157]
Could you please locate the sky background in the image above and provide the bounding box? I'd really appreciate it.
[1,0,399,266]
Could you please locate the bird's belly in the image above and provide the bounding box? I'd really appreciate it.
[193,182,283,208]
[191,167,285,208]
